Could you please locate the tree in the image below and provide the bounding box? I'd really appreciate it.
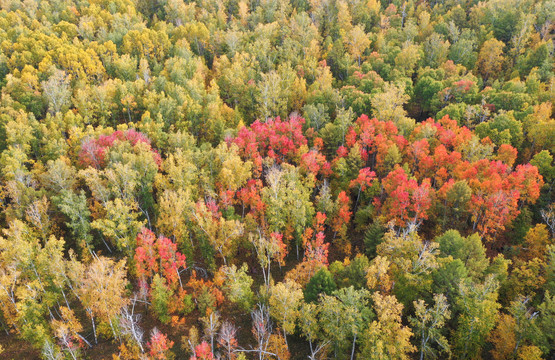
[304,268,337,303]
[55,190,94,257]
[50,307,83,360]
[134,228,187,291]
[379,167,433,229]
[521,224,551,261]
[366,256,393,294]
[423,34,450,68]
[436,230,489,280]
[537,291,555,354]
[410,294,451,360]
[490,293,544,360]
[395,43,421,77]
[347,25,370,66]
[541,204,555,238]
[359,292,415,360]
[440,180,472,229]
[192,200,244,266]
[489,313,517,360]
[319,287,372,359]
[249,229,287,288]
[156,189,193,249]
[218,321,239,360]
[298,301,327,359]
[41,68,71,114]
[269,279,303,347]
[262,164,315,256]
[476,39,505,82]
[251,304,273,360]
[332,191,352,255]
[200,311,221,355]
[90,199,145,254]
[119,301,145,353]
[256,71,288,120]
[79,256,129,341]
[371,83,414,136]
[453,276,500,359]
[147,328,175,360]
[191,341,214,360]
[302,212,330,266]
[377,229,439,303]
[151,274,173,324]
[218,264,254,312]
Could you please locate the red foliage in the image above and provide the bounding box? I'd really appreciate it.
[300,149,332,177]
[350,167,376,192]
[379,167,433,227]
[302,212,329,265]
[453,79,475,92]
[336,114,543,239]
[304,231,329,266]
[271,231,288,266]
[78,129,161,168]
[496,144,518,167]
[332,191,352,232]
[190,342,214,360]
[236,179,265,218]
[187,271,225,313]
[147,328,174,360]
[227,112,542,242]
[231,116,307,174]
[134,228,186,289]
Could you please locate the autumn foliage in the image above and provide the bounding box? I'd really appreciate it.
[0,1,553,359]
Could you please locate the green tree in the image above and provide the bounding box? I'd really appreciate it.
[219,263,254,312]
[453,276,500,359]
[304,267,337,303]
[319,286,372,359]
[151,274,172,324]
[436,230,489,280]
[410,294,451,360]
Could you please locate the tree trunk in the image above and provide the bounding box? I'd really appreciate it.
[350,333,357,360]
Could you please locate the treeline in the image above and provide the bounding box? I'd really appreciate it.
[0,0,553,359]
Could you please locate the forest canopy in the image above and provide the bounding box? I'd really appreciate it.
[0,0,553,359]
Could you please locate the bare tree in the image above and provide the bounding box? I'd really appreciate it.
[119,297,145,352]
[541,204,555,237]
[218,321,238,360]
[41,340,62,360]
[251,304,272,360]
[201,311,221,355]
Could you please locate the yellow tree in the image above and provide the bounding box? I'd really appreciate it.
[90,198,146,254]
[371,83,415,136]
[394,43,421,77]
[78,256,129,342]
[476,38,505,82]
[360,292,415,360]
[51,307,83,360]
[192,200,244,266]
[347,25,371,66]
[521,224,551,261]
[41,68,71,114]
[156,189,193,249]
[376,229,439,304]
[269,279,303,348]
[366,256,393,294]
[489,295,541,360]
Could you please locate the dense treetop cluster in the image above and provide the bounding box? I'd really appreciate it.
[0,0,553,359]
